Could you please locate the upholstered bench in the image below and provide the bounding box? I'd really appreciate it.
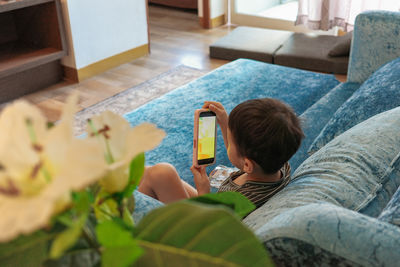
[209,27,292,63]
[210,26,351,74]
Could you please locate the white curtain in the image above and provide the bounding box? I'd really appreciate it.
[296,0,400,31]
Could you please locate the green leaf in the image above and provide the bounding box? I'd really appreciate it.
[55,212,74,227]
[72,190,93,214]
[48,191,95,259]
[96,221,130,246]
[136,240,239,267]
[122,205,135,228]
[126,194,135,214]
[123,153,145,198]
[102,246,142,267]
[134,202,273,267]
[49,213,88,259]
[96,221,143,267]
[188,191,256,218]
[94,191,119,223]
[0,231,53,267]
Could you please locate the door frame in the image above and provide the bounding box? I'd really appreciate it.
[201,0,211,28]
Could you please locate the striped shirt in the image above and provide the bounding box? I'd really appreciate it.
[217,162,291,208]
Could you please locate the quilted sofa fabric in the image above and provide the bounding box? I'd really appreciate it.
[265,237,361,267]
[309,57,400,154]
[124,59,339,185]
[378,184,400,226]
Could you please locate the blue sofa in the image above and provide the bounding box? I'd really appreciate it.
[128,11,400,266]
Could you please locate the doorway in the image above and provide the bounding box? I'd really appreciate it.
[230,0,310,32]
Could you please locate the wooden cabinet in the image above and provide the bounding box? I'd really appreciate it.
[0,0,67,103]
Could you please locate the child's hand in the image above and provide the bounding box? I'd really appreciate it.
[203,101,228,129]
[190,165,210,195]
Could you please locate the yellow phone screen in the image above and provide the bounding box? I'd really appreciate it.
[198,115,216,161]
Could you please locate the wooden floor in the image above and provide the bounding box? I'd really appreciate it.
[15,4,346,122]
[18,5,232,121]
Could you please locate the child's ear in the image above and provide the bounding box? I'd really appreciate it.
[243,158,255,173]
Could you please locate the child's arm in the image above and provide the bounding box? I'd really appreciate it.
[202,101,229,150]
[190,165,210,195]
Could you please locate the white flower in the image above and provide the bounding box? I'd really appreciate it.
[0,93,107,242]
[87,111,165,193]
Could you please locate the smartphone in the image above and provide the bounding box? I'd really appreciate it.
[193,109,217,167]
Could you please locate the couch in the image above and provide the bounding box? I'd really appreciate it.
[128,11,400,265]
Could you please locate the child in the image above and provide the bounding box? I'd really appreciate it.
[138,98,304,208]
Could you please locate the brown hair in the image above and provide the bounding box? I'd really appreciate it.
[228,98,304,174]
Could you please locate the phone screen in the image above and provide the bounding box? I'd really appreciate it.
[197,112,216,165]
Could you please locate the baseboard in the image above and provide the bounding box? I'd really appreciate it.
[199,14,225,29]
[211,14,225,28]
[63,44,149,82]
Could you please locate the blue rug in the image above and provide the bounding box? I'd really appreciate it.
[74,65,206,135]
[124,59,340,185]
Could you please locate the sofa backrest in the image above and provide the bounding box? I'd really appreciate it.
[347,11,400,83]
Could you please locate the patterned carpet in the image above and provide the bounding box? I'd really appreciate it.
[74,65,207,135]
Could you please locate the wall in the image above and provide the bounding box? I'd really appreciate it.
[210,0,225,19]
[60,0,148,72]
[198,0,225,19]
[198,0,203,17]
[235,0,279,14]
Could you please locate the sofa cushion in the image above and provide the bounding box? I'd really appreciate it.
[209,26,293,63]
[309,57,400,154]
[124,59,339,186]
[245,106,400,231]
[378,185,400,226]
[274,33,349,74]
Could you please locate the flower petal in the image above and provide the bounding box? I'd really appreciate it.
[45,93,79,168]
[0,194,54,242]
[0,101,47,179]
[56,138,107,191]
[99,164,129,193]
[125,123,166,162]
[0,138,107,242]
[87,111,131,162]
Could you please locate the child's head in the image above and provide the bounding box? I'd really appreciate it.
[227,98,304,174]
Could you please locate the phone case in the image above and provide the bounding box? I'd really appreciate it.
[193,109,217,167]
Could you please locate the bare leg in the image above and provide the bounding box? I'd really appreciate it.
[138,163,197,203]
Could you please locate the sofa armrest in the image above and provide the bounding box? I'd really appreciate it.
[252,203,400,266]
[347,11,400,83]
